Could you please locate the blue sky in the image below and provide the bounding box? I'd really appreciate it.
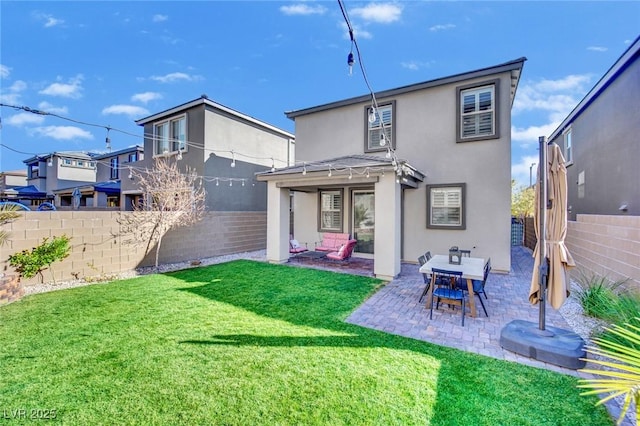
[1,1,638,187]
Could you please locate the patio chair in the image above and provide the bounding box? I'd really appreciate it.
[325,239,357,261]
[430,268,466,326]
[418,255,430,303]
[456,257,490,317]
[289,236,309,254]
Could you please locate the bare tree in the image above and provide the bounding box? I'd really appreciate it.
[118,157,206,270]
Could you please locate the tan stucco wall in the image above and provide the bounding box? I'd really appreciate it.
[1,211,266,286]
[292,71,514,272]
[566,214,640,291]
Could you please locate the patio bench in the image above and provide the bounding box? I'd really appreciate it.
[315,232,351,252]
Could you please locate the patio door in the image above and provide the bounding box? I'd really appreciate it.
[352,190,374,254]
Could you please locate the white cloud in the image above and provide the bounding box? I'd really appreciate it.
[102,104,150,117]
[39,75,84,99]
[587,46,608,52]
[33,12,64,28]
[350,3,403,24]
[511,154,540,188]
[4,112,46,127]
[511,122,560,143]
[9,80,27,92]
[152,14,168,22]
[131,92,163,104]
[429,23,456,32]
[400,60,433,71]
[0,64,10,79]
[149,72,202,83]
[0,93,20,104]
[37,101,68,115]
[30,126,93,140]
[280,4,327,16]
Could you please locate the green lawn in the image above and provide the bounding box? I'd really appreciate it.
[0,260,611,425]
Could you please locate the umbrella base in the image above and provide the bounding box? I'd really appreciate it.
[500,319,586,370]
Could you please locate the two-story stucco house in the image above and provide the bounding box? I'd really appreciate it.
[128,95,295,212]
[548,36,639,219]
[258,58,526,280]
[52,146,144,209]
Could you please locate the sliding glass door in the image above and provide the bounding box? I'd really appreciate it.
[352,190,374,254]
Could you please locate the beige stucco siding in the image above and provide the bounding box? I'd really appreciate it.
[292,71,514,272]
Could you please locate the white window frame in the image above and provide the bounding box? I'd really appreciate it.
[426,183,466,229]
[154,115,187,156]
[457,81,498,142]
[318,189,343,232]
[365,101,395,152]
[563,127,573,164]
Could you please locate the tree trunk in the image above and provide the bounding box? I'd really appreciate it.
[155,235,163,272]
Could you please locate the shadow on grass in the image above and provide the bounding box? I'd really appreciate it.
[171,259,610,426]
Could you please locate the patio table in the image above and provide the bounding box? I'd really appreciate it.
[419,254,485,318]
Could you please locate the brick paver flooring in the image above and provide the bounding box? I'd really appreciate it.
[346,246,582,376]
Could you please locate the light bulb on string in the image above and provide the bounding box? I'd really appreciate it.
[347,52,354,76]
[216,178,219,186]
[47,157,53,167]
[380,133,386,147]
[368,107,377,124]
[328,167,332,177]
[271,158,276,172]
[366,169,370,178]
[230,151,236,168]
[242,180,245,187]
[176,150,183,161]
[348,169,353,180]
[229,180,233,187]
[105,127,112,151]
[302,162,307,176]
[128,167,133,179]
[385,149,391,159]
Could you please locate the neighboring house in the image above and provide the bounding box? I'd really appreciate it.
[23,147,144,209]
[257,58,526,279]
[547,36,639,220]
[53,146,144,209]
[128,95,295,212]
[0,170,48,207]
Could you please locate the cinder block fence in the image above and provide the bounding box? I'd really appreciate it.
[1,211,267,290]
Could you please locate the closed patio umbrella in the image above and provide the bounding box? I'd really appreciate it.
[529,142,575,312]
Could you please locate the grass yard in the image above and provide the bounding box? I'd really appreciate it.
[0,260,612,425]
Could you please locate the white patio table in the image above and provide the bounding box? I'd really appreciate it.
[419,254,485,318]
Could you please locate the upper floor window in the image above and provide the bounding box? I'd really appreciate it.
[318,189,343,232]
[563,127,573,164]
[365,102,395,152]
[127,152,138,163]
[457,81,498,142]
[110,157,119,180]
[154,116,186,156]
[426,183,466,230]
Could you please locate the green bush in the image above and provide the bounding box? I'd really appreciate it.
[8,235,71,282]
[573,269,627,319]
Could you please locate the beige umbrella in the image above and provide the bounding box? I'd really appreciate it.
[529,142,575,311]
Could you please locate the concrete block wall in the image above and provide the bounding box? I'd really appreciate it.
[566,214,640,291]
[1,211,267,287]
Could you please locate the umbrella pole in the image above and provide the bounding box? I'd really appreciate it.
[538,136,548,331]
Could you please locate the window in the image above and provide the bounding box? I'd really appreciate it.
[457,81,498,142]
[127,152,138,163]
[427,184,466,229]
[365,102,395,152]
[62,158,73,166]
[110,157,119,180]
[154,116,186,155]
[563,127,573,163]
[107,195,120,207]
[318,190,343,232]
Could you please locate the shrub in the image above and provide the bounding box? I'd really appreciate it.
[8,235,71,283]
[573,269,627,319]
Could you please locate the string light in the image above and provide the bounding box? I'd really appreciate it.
[105,127,112,151]
[368,107,376,124]
[302,162,307,175]
[215,178,219,186]
[271,158,276,172]
[176,149,183,161]
[366,169,370,178]
[348,169,353,180]
[328,167,332,177]
[128,167,133,179]
[231,151,236,168]
[47,156,53,167]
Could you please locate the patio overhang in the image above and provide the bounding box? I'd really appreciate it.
[256,154,425,190]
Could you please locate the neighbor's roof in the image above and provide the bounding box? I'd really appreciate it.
[285,57,526,119]
[92,145,143,160]
[23,151,94,164]
[548,35,640,141]
[135,95,295,139]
